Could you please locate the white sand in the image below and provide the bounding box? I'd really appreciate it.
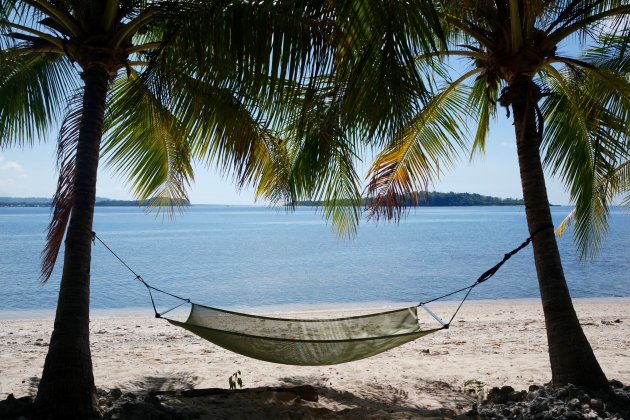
[1,298,628,417]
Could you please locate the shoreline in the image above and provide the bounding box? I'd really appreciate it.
[2,298,628,402]
[2,297,628,416]
[1,296,628,321]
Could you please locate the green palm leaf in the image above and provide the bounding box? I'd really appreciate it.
[155,67,283,189]
[103,71,194,215]
[332,0,444,140]
[281,89,364,236]
[0,48,76,147]
[541,62,629,258]
[468,72,500,158]
[556,159,630,236]
[160,0,334,102]
[252,133,294,206]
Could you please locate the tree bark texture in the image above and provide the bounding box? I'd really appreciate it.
[510,79,609,389]
[35,66,110,418]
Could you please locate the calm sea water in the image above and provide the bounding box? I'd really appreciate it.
[0,205,628,313]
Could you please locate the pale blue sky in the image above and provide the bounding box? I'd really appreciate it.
[4,26,618,206]
[0,111,571,204]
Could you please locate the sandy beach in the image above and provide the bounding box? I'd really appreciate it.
[1,298,628,417]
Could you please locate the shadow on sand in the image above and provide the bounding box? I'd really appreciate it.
[107,372,472,419]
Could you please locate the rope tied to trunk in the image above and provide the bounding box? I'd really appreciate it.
[418,223,553,327]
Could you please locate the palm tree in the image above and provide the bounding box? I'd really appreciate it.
[365,1,629,389]
[1,1,444,416]
[0,1,332,417]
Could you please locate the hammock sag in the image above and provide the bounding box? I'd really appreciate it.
[90,225,551,365]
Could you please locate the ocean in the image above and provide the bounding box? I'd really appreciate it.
[1,205,628,314]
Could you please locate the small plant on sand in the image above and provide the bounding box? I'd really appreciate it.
[229,371,243,390]
[464,379,486,401]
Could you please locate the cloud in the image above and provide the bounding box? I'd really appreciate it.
[1,161,23,172]
[0,155,24,172]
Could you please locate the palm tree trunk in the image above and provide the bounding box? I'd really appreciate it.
[509,78,609,389]
[35,66,110,418]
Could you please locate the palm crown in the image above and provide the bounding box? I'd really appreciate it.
[367,0,629,258]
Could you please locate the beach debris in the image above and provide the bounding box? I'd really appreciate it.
[465,379,487,401]
[467,380,630,419]
[228,370,243,390]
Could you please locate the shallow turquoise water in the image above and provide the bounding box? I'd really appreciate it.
[0,205,628,312]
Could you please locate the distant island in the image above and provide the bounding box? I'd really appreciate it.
[1,191,524,207]
[299,191,524,207]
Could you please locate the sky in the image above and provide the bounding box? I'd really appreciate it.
[0,112,572,205]
[4,23,618,207]
[3,9,628,207]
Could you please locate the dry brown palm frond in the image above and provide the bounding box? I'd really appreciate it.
[366,145,429,222]
[41,92,82,282]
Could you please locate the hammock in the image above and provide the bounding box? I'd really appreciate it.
[91,226,548,365]
[166,303,443,365]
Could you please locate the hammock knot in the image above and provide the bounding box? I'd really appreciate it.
[530,224,554,239]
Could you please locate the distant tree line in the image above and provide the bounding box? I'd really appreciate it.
[413,191,524,206]
[299,191,524,207]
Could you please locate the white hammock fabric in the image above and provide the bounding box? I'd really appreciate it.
[167,304,443,365]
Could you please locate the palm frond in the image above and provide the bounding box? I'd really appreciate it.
[157,0,334,103]
[103,72,193,215]
[617,160,630,207]
[543,3,630,47]
[41,91,82,282]
[253,133,295,206]
[366,75,474,221]
[0,47,77,148]
[279,88,364,237]
[556,159,630,237]
[319,141,363,238]
[331,0,444,140]
[1,1,48,30]
[583,32,630,73]
[553,56,630,127]
[555,208,577,237]
[151,67,280,190]
[541,62,628,258]
[468,72,500,158]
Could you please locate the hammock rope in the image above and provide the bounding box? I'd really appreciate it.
[91,232,190,318]
[419,224,551,327]
[90,225,552,365]
[91,223,552,327]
